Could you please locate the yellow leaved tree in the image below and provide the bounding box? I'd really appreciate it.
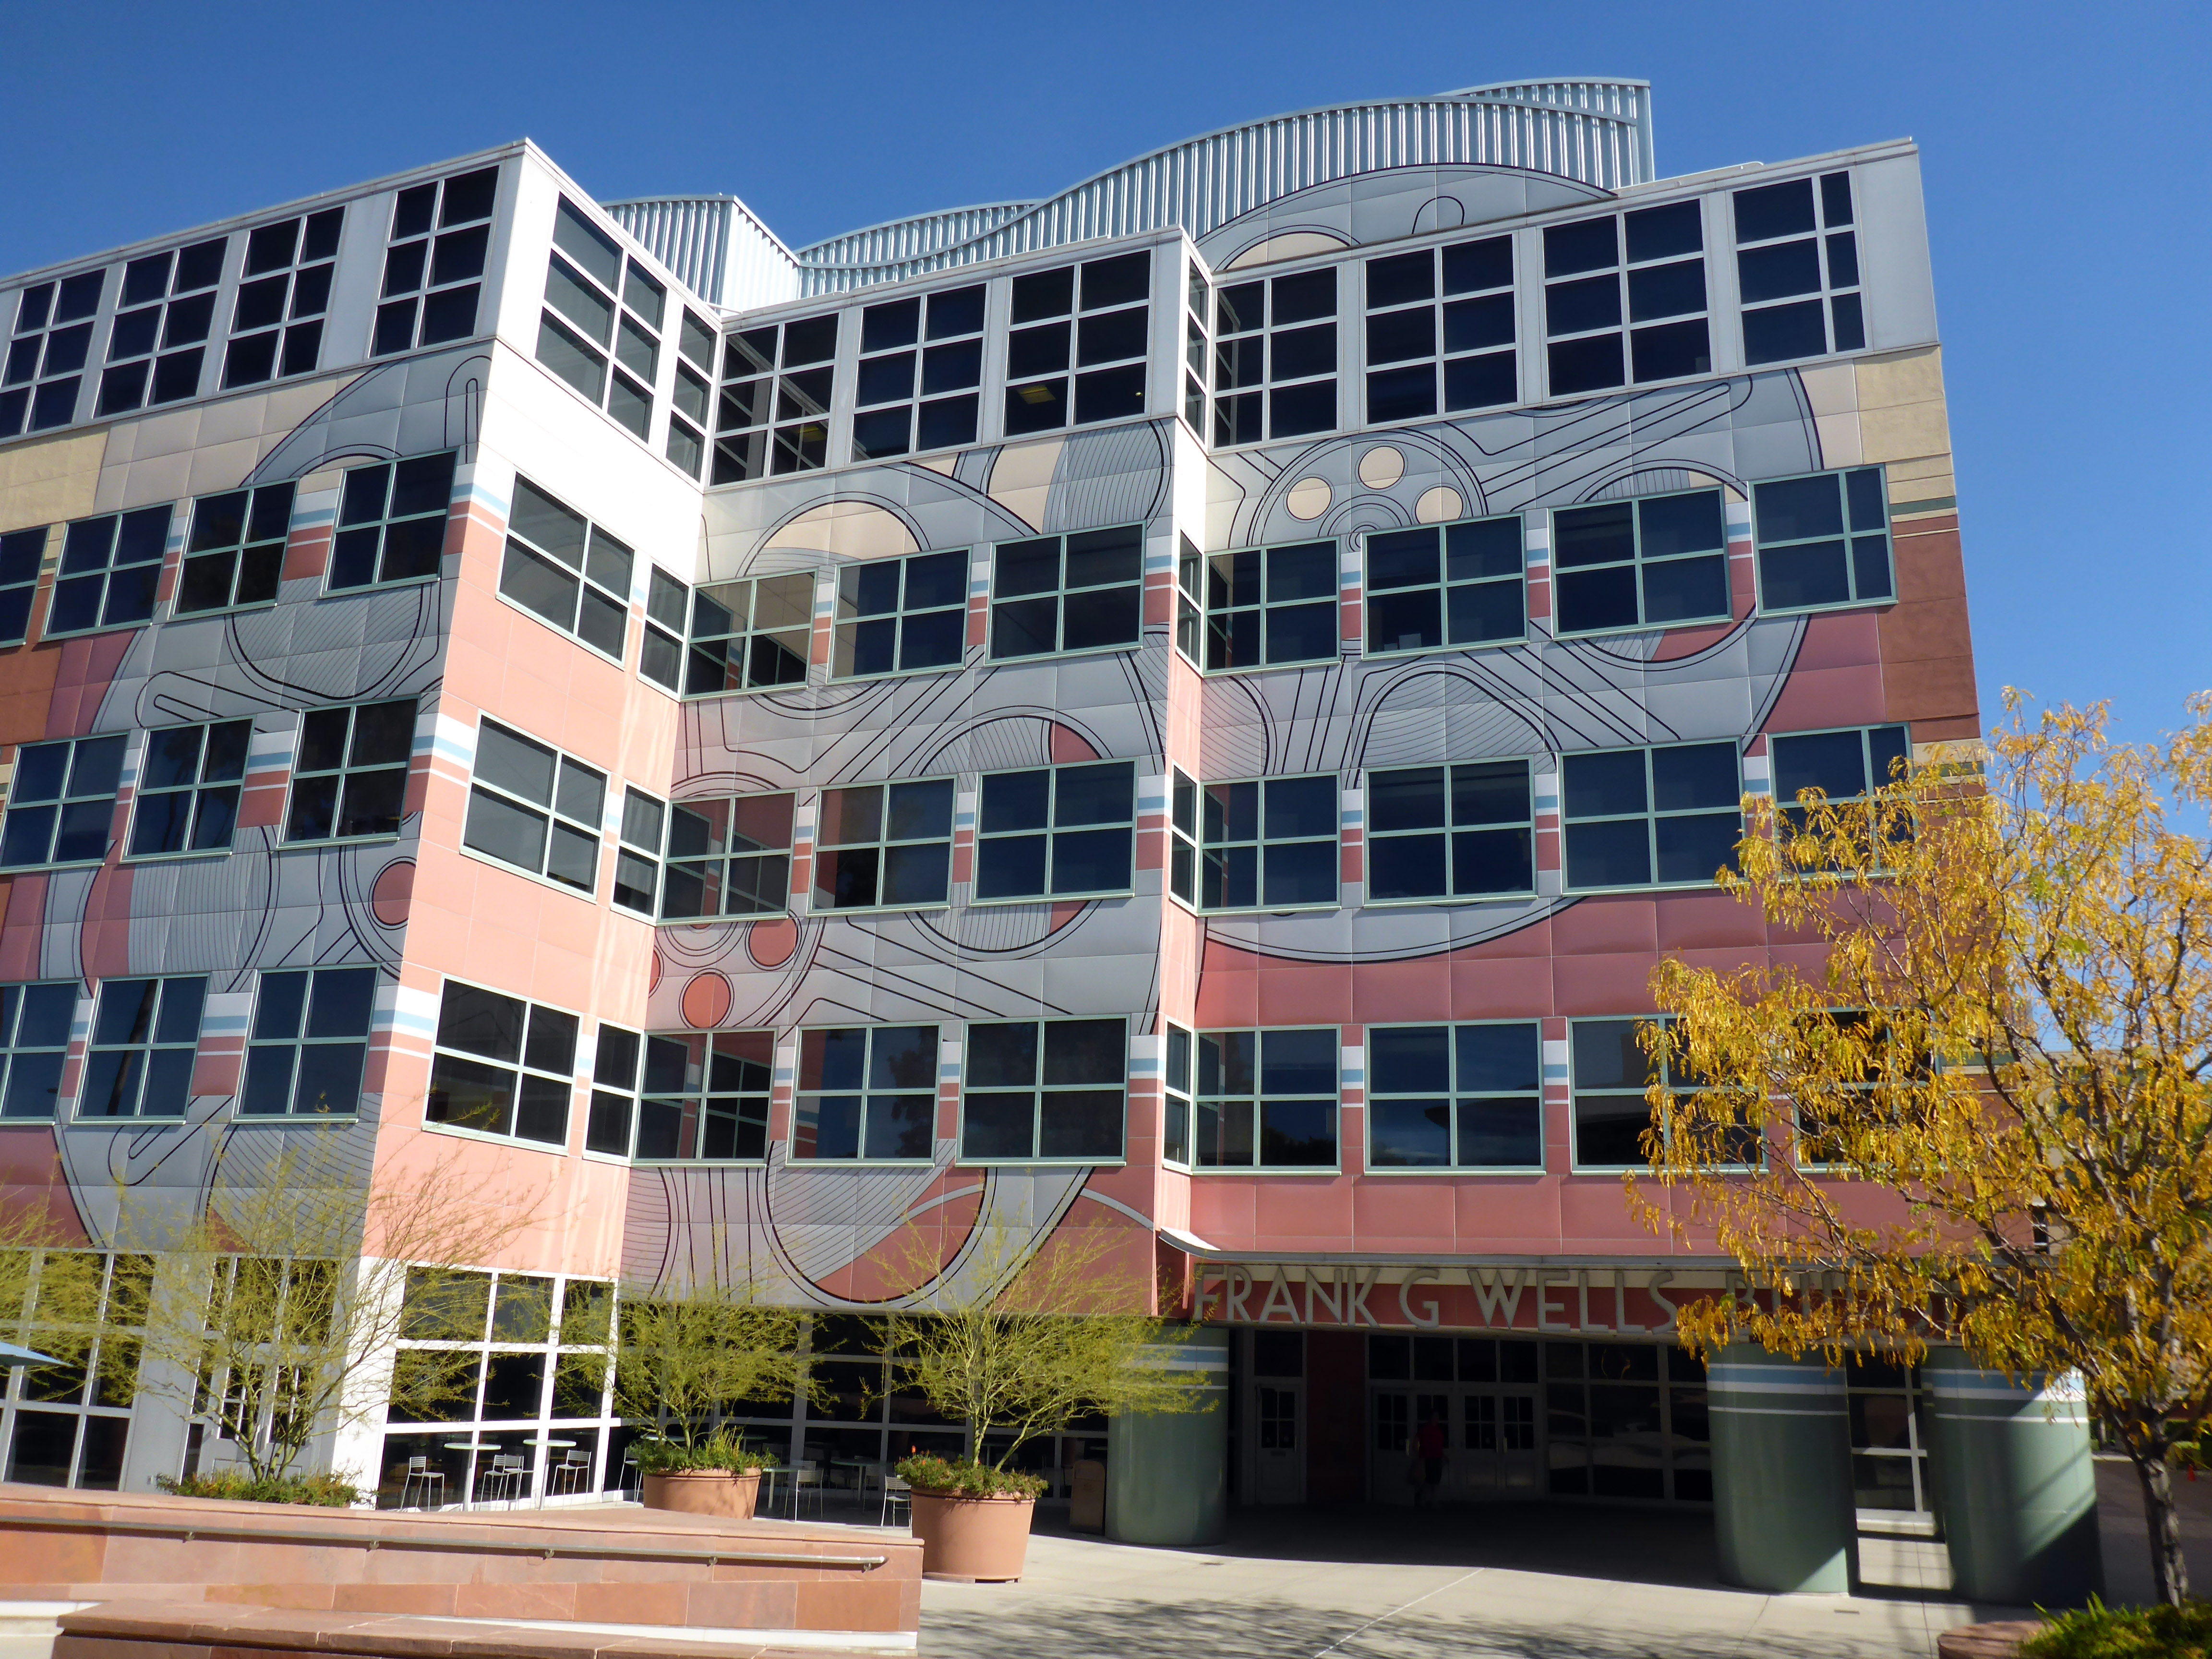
[1632,693,2212,1604]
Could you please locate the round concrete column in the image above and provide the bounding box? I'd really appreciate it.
[1709,1344,1856,1593]
[1106,1326,1228,1546]
[1922,1352,2102,1607]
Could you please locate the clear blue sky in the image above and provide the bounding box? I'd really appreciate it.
[1,1,2204,743]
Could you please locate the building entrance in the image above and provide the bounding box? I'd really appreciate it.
[1368,1336,1542,1503]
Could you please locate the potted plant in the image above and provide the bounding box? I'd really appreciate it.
[882,1223,1213,1582]
[634,1428,771,1518]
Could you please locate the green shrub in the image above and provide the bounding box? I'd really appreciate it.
[2023,1598,2212,1658]
[155,1470,359,1507]
[895,1454,1046,1499]
[630,1428,770,1475]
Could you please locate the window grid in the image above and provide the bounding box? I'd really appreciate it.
[221,208,343,390]
[612,789,665,918]
[1365,759,1535,903]
[1213,267,1337,445]
[1,1251,149,1492]
[537,198,664,445]
[630,1029,774,1162]
[78,976,207,1120]
[1363,515,1526,656]
[639,569,689,693]
[1185,538,1338,672]
[47,506,172,638]
[1194,1027,1338,1169]
[372,166,496,357]
[177,483,295,614]
[0,526,44,644]
[127,720,251,859]
[684,572,812,696]
[283,698,415,844]
[661,792,793,919]
[97,238,225,417]
[326,452,456,591]
[1367,1022,1544,1170]
[666,308,718,478]
[852,283,986,460]
[240,967,377,1118]
[462,720,606,897]
[811,779,954,913]
[713,314,838,482]
[1770,724,1911,864]
[961,1018,1127,1162]
[1736,171,1863,366]
[974,760,1137,902]
[0,983,75,1120]
[1003,251,1149,438]
[1197,775,1339,911]
[1752,467,1892,612]
[793,1025,938,1162]
[1568,1016,1745,1171]
[1168,769,1199,908]
[1561,741,1741,893]
[426,981,577,1149]
[1550,487,1729,637]
[1163,1024,1193,1167]
[1182,265,1210,433]
[1362,233,1516,423]
[1543,201,1711,397]
[1,268,105,437]
[498,476,632,661]
[583,1025,642,1156]
[832,549,967,679]
[0,734,125,869]
[988,526,1142,661]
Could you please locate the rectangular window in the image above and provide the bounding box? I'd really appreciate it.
[1168,769,1198,907]
[1198,775,1338,911]
[47,505,171,637]
[1003,251,1149,437]
[1561,742,1740,892]
[1551,488,1728,636]
[239,967,376,1117]
[1543,200,1710,396]
[793,1025,937,1161]
[462,720,605,896]
[667,307,718,479]
[1,268,104,438]
[1771,724,1910,843]
[176,482,294,614]
[1365,759,1534,901]
[1752,467,1892,611]
[283,698,415,844]
[713,313,839,482]
[988,525,1142,661]
[1163,1024,1193,1167]
[813,779,953,912]
[1213,267,1337,444]
[833,549,967,678]
[1363,234,1516,423]
[1363,516,1525,655]
[974,760,1136,901]
[0,525,45,644]
[499,476,631,660]
[961,1018,1126,1161]
[1736,171,1863,365]
[426,980,576,1148]
[661,791,793,919]
[96,237,225,418]
[127,720,251,858]
[326,452,455,591]
[639,568,689,693]
[624,1029,773,1161]
[372,165,496,357]
[612,788,664,917]
[537,199,663,445]
[1190,538,1337,671]
[1569,1016,1737,1170]
[0,983,75,1119]
[1182,264,1210,434]
[683,572,813,695]
[584,1025,640,1156]
[0,733,125,868]
[77,976,207,1120]
[221,207,342,389]
[1194,1028,1337,1168]
[1368,1022,1543,1169]
[853,283,986,459]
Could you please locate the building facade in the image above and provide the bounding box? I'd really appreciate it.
[0,78,1984,1547]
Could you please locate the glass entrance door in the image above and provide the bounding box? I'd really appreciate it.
[1254,1382,1302,1503]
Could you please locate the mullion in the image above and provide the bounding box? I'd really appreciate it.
[130,719,249,858]
[0,983,74,1119]
[0,733,125,868]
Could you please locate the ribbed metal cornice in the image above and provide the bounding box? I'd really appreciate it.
[788,78,1653,295]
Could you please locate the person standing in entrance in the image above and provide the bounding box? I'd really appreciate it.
[1413,1412,1447,1507]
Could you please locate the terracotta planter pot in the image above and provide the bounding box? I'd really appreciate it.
[909,1489,1035,1582]
[640,1468,761,1519]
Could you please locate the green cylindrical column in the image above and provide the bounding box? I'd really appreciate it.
[1708,1344,1856,1593]
[1922,1353,2102,1607]
[1106,1326,1227,1547]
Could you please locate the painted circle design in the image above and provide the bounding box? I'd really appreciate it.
[747,917,799,968]
[1286,477,1332,520]
[370,860,415,928]
[1416,486,1466,523]
[679,971,733,1029]
[1357,446,1405,489]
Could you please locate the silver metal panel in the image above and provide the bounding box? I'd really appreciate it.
[604,192,801,311]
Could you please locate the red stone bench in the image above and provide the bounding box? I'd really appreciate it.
[1937,1621,2046,1659]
